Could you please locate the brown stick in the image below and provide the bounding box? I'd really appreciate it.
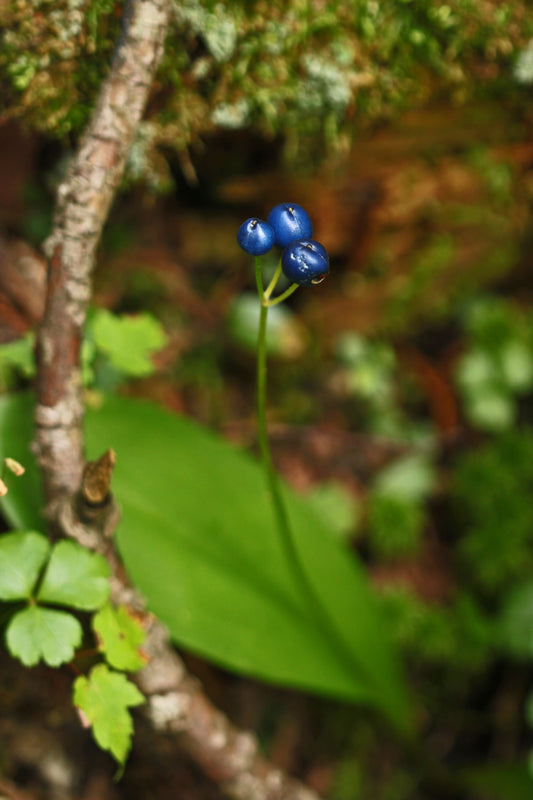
[31,2,322,798]
[34,0,170,504]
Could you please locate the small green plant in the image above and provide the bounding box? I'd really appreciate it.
[366,453,436,559]
[0,529,146,765]
[0,308,167,392]
[455,296,533,431]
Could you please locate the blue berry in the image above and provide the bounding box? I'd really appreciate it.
[267,203,313,248]
[237,218,275,255]
[281,239,329,287]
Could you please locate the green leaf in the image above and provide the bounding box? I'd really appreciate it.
[466,390,514,431]
[228,294,306,358]
[373,453,436,501]
[0,333,36,379]
[87,396,412,732]
[38,540,111,610]
[0,531,50,600]
[6,605,82,666]
[73,664,144,765]
[498,580,533,660]
[91,309,167,377]
[0,394,412,733]
[306,481,360,541]
[93,604,146,671]
[0,395,44,531]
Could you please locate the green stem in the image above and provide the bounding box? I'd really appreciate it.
[254,257,366,689]
[264,283,299,307]
[253,256,467,798]
[264,261,282,300]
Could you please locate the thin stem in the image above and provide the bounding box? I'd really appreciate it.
[264,283,299,307]
[254,258,366,690]
[264,261,282,300]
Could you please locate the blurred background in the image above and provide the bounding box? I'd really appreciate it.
[1,1,533,798]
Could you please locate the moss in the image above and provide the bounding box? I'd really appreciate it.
[1,0,531,176]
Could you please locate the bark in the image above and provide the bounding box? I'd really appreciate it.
[34,0,170,504]
[31,2,323,798]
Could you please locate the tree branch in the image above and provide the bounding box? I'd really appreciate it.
[32,2,323,798]
[34,0,170,504]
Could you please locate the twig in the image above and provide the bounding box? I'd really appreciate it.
[31,2,323,799]
[34,0,170,505]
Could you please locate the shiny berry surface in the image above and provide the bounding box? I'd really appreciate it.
[237,218,275,255]
[281,239,329,287]
[267,203,313,248]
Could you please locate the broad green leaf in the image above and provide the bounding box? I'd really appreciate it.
[38,540,111,610]
[0,530,50,600]
[0,395,44,530]
[6,605,82,666]
[0,393,412,733]
[86,396,412,732]
[73,664,144,765]
[93,604,146,671]
[91,309,167,377]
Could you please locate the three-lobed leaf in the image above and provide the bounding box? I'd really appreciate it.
[38,540,111,610]
[73,664,144,765]
[6,605,82,667]
[90,309,167,377]
[93,604,146,671]
[0,530,50,600]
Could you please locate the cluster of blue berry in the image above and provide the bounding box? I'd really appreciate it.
[237,203,329,288]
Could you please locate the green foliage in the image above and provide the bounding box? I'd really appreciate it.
[7,605,83,668]
[498,580,533,660]
[0,307,167,394]
[73,663,144,765]
[0,529,49,599]
[89,308,167,379]
[462,763,533,800]
[1,0,530,170]
[228,293,307,358]
[37,539,112,609]
[0,333,35,389]
[0,530,110,666]
[366,454,436,558]
[381,586,493,673]
[455,297,533,431]
[334,332,413,437]
[0,392,412,733]
[306,481,360,542]
[93,604,146,671]
[451,429,533,594]
[367,495,425,559]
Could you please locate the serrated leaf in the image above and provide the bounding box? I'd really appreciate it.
[93,604,146,671]
[0,531,50,600]
[38,540,111,610]
[73,664,144,765]
[91,309,167,377]
[6,605,82,666]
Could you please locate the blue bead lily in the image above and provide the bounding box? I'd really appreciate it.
[281,239,329,287]
[237,218,275,255]
[267,203,313,248]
